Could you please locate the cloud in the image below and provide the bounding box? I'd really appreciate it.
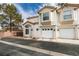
[14,4,37,22]
[14,3,56,23]
[14,3,45,23]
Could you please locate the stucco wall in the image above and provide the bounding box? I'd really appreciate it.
[0,31,14,37]
[32,24,41,38]
[27,17,39,23]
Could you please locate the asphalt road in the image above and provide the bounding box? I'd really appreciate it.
[0,43,49,56]
[2,38,79,56]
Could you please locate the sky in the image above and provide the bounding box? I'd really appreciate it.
[14,3,44,22]
[14,3,56,22]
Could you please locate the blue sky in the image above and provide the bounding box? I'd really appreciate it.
[14,3,44,21]
[14,3,56,22]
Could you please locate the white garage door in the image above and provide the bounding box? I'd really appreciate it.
[60,29,75,39]
[42,28,53,39]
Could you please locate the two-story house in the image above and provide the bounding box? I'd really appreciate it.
[57,3,79,39]
[23,3,79,41]
[38,6,59,41]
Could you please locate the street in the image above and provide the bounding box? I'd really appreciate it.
[0,43,49,56]
[2,38,79,56]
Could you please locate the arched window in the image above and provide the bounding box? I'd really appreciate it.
[25,25,31,28]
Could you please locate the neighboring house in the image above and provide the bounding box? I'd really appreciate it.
[57,3,79,39]
[23,3,79,41]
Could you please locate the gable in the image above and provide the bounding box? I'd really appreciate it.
[39,8,53,13]
[38,6,56,13]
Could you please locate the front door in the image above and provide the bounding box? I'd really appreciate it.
[25,25,32,37]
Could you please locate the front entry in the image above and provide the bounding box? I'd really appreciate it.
[25,25,32,37]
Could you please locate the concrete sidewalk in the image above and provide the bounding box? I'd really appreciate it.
[2,36,79,45]
[36,38,79,45]
[52,39,79,45]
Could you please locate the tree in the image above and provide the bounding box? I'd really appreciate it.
[0,4,4,21]
[3,4,22,31]
[12,13,22,30]
[13,13,22,25]
[0,15,5,21]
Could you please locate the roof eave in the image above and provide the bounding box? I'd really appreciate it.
[38,6,56,13]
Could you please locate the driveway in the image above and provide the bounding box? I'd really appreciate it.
[2,38,79,56]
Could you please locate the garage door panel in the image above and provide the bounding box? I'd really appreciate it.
[60,29,74,39]
[42,30,53,38]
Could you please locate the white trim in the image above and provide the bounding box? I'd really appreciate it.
[23,24,32,37]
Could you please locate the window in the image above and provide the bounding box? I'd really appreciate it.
[36,28,39,31]
[43,12,49,21]
[45,29,47,30]
[42,29,44,31]
[63,10,72,19]
[48,29,49,30]
[25,29,29,34]
[25,25,29,28]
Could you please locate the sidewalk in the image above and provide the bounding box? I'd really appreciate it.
[52,39,79,45]
[2,36,79,45]
[36,38,79,45]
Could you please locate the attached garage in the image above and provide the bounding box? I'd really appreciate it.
[59,28,75,39]
[42,28,53,39]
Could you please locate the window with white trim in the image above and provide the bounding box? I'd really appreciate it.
[63,10,72,19]
[43,12,49,21]
[25,25,30,34]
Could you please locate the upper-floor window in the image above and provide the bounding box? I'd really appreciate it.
[43,12,49,21]
[63,10,72,20]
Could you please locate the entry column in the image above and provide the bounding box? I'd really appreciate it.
[54,25,59,40]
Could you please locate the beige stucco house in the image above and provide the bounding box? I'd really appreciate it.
[23,3,79,41]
